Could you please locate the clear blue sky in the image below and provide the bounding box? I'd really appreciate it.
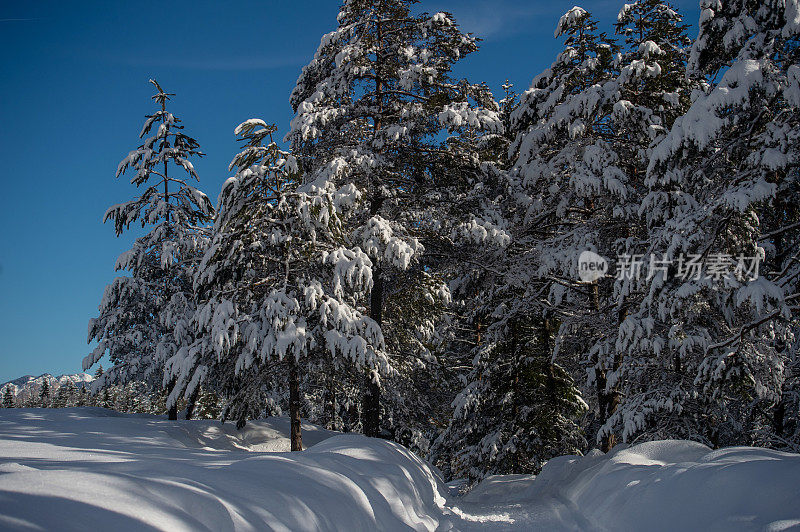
[0,0,700,382]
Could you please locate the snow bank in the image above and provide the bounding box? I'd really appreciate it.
[0,408,452,531]
[1,409,798,531]
[466,439,800,531]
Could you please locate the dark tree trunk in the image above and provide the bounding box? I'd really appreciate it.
[289,360,303,451]
[710,428,720,449]
[363,266,383,437]
[510,320,519,420]
[773,399,786,437]
[325,367,337,431]
[363,372,381,437]
[589,281,615,452]
[361,7,386,440]
[346,401,359,433]
[598,302,627,452]
[184,387,200,420]
[166,377,178,421]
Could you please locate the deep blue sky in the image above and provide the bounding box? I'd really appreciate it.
[0,0,700,382]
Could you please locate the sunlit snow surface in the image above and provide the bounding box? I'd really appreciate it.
[0,408,798,531]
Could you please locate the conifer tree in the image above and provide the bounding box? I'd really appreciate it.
[39,380,50,408]
[52,382,71,409]
[438,314,587,484]
[2,386,14,408]
[84,80,213,420]
[77,387,89,407]
[100,388,112,409]
[167,120,389,449]
[499,6,625,452]
[288,0,500,438]
[435,8,625,476]
[577,0,699,448]
[607,0,800,447]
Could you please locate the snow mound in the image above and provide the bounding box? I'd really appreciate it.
[466,439,800,531]
[1,409,799,531]
[0,408,452,531]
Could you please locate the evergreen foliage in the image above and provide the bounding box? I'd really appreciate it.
[73,0,800,484]
[84,81,213,420]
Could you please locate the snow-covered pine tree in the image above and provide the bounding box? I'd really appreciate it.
[435,8,643,479]
[39,380,50,408]
[66,381,80,407]
[438,309,588,484]
[614,0,694,129]
[52,382,71,409]
[496,3,697,453]
[84,80,213,420]
[188,387,223,420]
[498,6,628,453]
[77,387,89,407]
[2,386,14,408]
[287,0,500,439]
[99,387,112,409]
[166,120,390,449]
[607,0,800,447]
[571,0,700,449]
[429,77,529,479]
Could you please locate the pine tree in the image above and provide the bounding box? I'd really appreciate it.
[2,386,14,408]
[437,314,587,485]
[436,8,630,477]
[575,0,699,449]
[167,120,389,448]
[52,382,71,409]
[614,0,693,130]
[84,80,213,421]
[499,7,626,452]
[287,0,500,438]
[189,387,222,420]
[100,388,112,410]
[607,0,800,447]
[39,380,50,408]
[77,387,89,407]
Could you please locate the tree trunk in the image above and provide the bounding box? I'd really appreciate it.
[598,300,626,452]
[184,387,200,420]
[363,266,383,437]
[510,319,519,420]
[325,367,337,431]
[773,399,786,437]
[289,360,303,451]
[166,377,178,421]
[363,371,381,438]
[361,5,386,440]
[346,401,359,433]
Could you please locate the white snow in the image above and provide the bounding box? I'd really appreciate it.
[555,7,588,38]
[467,441,800,531]
[1,409,799,531]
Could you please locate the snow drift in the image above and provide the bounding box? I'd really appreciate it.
[466,440,800,531]
[0,408,799,531]
[0,408,452,531]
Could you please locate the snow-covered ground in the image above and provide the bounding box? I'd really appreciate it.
[0,408,798,531]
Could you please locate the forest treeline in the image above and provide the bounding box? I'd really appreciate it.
[70,0,800,485]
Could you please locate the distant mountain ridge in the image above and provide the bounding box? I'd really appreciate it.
[1,373,95,402]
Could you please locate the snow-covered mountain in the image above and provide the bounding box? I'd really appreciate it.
[1,373,94,402]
